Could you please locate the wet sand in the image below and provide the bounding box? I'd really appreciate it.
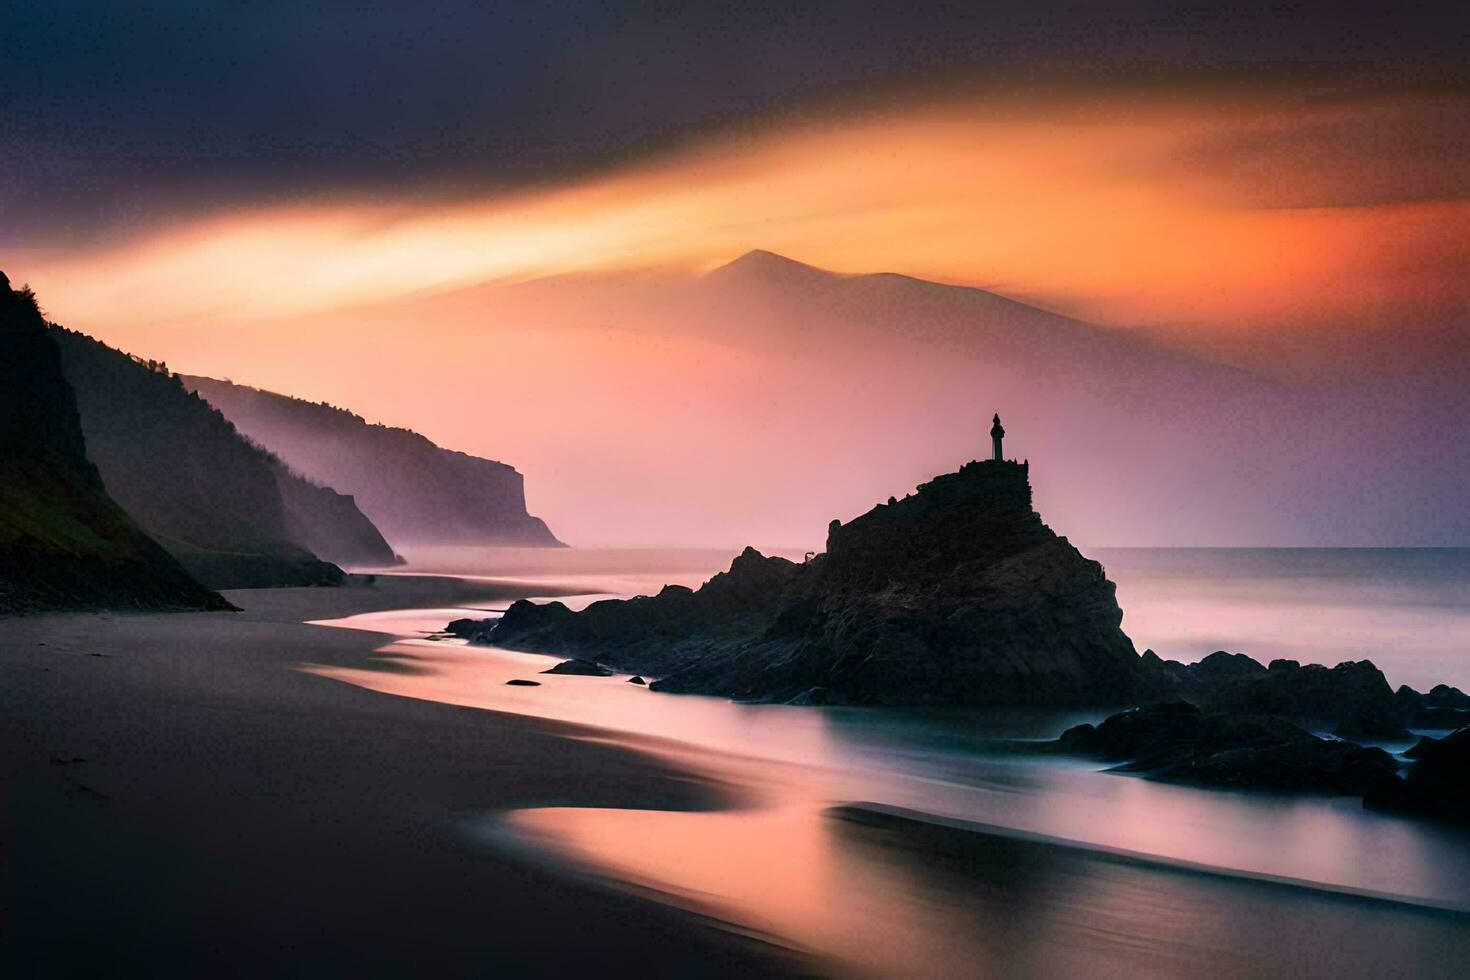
[0,575,807,976]
[9,569,1468,977]
[823,805,1470,977]
[305,622,1470,977]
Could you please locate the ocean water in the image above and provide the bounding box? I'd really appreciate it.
[316,547,1470,976]
[391,545,1470,690]
[1099,548,1470,691]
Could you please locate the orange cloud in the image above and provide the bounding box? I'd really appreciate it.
[11,86,1466,366]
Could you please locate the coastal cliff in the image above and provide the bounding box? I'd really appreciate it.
[184,376,562,548]
[0,273,229,613]
[56,329,399,587]
[486,460,1152,705]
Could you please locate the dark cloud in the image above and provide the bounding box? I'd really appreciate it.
[2,1,1465,242]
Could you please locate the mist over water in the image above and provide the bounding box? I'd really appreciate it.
[390,545,1470,691]
[316,545,1470,974]
[1101,548,1470,692]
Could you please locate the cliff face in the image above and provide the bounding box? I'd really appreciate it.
[0,273,229,613]
[489,460,1150,706]
[56,330,398,587]
[273,470,402,570]
[183,376,562,548]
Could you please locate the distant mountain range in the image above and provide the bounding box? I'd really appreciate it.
[0,273,229,613]
[183,377,562,548]
[429,248,1467,546]
[56,329,400,588]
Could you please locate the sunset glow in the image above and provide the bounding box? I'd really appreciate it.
[21,89,1466,362]
[7,7,1470,975]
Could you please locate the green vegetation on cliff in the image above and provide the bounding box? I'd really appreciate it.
[0,273,229,613]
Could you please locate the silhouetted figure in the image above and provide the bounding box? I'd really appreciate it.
[991,413,1005,462]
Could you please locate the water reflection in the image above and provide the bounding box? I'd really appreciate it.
[496,799,1470,977]
[305,551,1470,975]
[1102,548,1470,691]
[305,636,1470,909]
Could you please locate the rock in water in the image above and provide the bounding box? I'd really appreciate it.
[492,460,1155,706]
[540,659,613,677]
[1403,735,1439,759]
[1365,726,1470,825]
[1058,702,1402,796]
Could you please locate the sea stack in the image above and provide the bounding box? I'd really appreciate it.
[483,449,1154,706]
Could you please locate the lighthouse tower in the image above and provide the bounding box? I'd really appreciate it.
[990,414,1005,462]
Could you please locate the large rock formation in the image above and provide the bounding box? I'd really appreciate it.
[485,460,1154,705]
[183,376,562,548]
[0,273,229,613]
[56,329,399,588]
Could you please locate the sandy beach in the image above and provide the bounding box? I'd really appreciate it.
[7,566,1469,978]
[0,575,806,976]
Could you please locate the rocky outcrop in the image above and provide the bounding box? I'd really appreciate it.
[0,272,229,614]
[184,376,562,548]
[1394,684,1470,730]
[1137,650,1411,738]
[1057,702,1401,796]
[1365,726,1470,826]
[486,460,1156,706]
[541,659,613,676]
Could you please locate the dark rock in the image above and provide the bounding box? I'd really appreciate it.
[627,676,647,685]
[1192,651,1268,682]
[445,618,494,641]
[1059,702,1401,796]
[540,659,613,677]
[1059,702,1206,758]
[1391,682,1470,729]
[489,460,1158,707]
[784,687,833,706]
[1149,654,1403,733]
[1365,726,1470,825]
[1412,707,1470,730]
[1427,684,1470,708]
[1210,658,1396,721]
[504,679,541,687]
[1403,735,1439,759]
[1332,709,1411,742]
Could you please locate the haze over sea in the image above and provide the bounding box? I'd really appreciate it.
[395,545,1470,691]
[307,544,1470,975]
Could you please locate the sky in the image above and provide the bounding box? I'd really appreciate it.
[3,2,1467,547]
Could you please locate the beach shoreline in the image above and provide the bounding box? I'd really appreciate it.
[0,574,809,976]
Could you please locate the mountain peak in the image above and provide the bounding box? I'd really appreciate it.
[706,250,838,287]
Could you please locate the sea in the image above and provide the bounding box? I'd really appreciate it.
[312,546,1470,977]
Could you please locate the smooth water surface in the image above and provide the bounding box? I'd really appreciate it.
[312,547,1470,976]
